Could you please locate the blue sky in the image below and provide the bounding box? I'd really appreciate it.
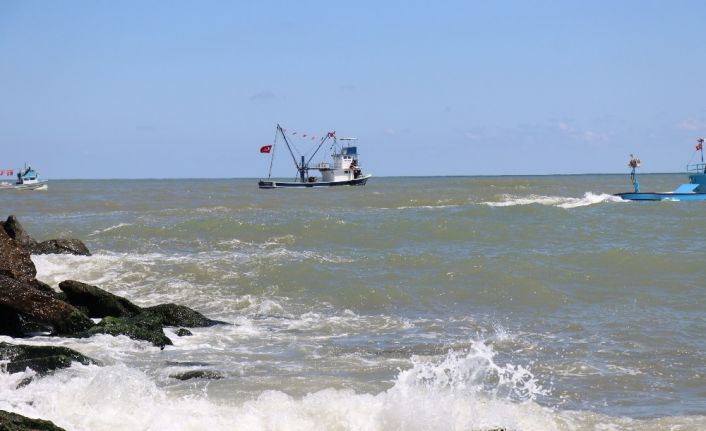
[2,0,706,178]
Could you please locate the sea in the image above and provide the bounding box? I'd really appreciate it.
[1,175,705,431]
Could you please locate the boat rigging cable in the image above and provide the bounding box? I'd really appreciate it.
[267,124,333,182]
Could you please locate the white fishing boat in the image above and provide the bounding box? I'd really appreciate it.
[258,125,372,189]
[15,165,48,190]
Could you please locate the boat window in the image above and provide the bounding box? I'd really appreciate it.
[344,170,349,174]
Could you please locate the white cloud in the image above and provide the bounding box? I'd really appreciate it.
[676,117,706,131]
[249,91,278,102]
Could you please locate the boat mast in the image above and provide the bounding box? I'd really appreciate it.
[628,154,641,193]
[276,124,305,181]
[267,127,279,179]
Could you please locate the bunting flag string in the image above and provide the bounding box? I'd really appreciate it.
[284,130,333,140]
[0,169,14,176]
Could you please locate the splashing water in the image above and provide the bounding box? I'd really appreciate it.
[484,192,625,208]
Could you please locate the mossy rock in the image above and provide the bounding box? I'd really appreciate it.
[0,342,97,375]
[143,303,227,327]
[0,410,65,431]
[85,314,172,349]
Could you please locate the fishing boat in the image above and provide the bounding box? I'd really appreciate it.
[258,124,372,189]
[14,165,48,190]
[615,139,706,201]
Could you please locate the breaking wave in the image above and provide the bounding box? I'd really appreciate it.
[484,193,624,209]
[2,339,702,431]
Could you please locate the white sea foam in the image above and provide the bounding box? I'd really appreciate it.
[484,193,624,209]
[89,222,133,236]
[2,338,704,430]
[32,245,351,289]
[0,341,550,431]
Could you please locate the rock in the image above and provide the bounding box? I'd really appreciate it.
[143,303,227,328]
[1,215,38,249]
[32,239,90,256]
[58,280,142,318]
[170,370,224,381]
[0,342,97,375]
[0,215,90,256]
[83,314,172,349]
[0,410,66,431]
[176,328,192,336]
[0,229,36,284]
[0,274,94,336]
[0,308,50,337]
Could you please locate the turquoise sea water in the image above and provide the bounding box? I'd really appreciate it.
[1,175,705,430]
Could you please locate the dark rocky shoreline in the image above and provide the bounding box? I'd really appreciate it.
[0,215,228,430]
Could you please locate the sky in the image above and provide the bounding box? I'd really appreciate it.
[2,0,706,179]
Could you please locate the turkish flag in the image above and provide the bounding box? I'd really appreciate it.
[697,143,703,151]
[260,145,272,153]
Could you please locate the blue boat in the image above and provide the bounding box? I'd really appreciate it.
[258,125,372,189]
[615,139,706,201]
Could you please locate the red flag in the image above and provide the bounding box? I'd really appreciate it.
[697,143,703,151]
[6,169,13,176]
[260,145,272,153]
[0,170,4,176]
[327,131,336,138]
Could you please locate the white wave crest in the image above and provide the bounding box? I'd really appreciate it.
[484,192,624,209]
[89,223,133,236]
[0,342,552,431]
[2,340,705,430]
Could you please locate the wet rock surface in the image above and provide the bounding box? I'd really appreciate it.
[170,370,224,380]
[82,314,173,349]
[1,216,90,256]
[0,215,225,346]
[143,303,228,328]
[0,228,36,285]
[0,410,66,431]
[59,280,142,318]
[0,342,98,375]
[32,239,91,256]
[0,274,94,336]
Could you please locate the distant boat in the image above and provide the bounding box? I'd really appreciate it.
[615,139,706,201]
[258,124,371,189]
[15,165,48,190]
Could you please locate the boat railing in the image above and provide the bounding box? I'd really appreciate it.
[313,163,330,169]
[687,163,706,174]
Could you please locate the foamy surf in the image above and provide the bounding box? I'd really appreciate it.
[2,339,702,431]
[0,341,551,431]
[484,192,624,209]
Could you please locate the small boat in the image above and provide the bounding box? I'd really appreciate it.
[14,165,48,190]
[258,124,371,189]
[615,139,706,201]
[0,181,13,191]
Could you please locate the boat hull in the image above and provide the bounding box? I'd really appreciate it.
[259,175,371,189]
[614,192,706,201]
[15,181,48,191]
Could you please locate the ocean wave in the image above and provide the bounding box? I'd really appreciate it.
[2,340,702,431]
[89,223,134,236]
[32,246,352,289]
[484,193,624,209]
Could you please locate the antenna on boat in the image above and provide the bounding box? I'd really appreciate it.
[628,154,641,193]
